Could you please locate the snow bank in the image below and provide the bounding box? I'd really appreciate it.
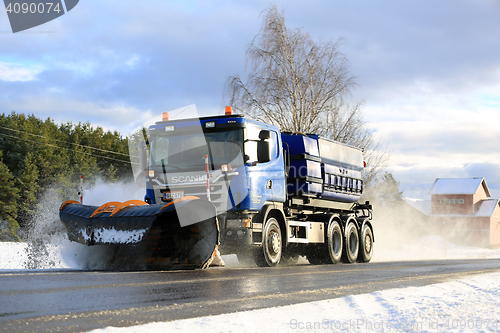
[0,242,27,270]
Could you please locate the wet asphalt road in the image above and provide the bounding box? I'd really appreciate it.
[1,259,500,332]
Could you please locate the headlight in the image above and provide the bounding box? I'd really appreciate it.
[226,219,252,228]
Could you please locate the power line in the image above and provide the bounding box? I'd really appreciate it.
[0,132,138,165]
[0,124,137,160]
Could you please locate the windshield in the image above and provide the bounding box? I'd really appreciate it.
[149,129,244,172]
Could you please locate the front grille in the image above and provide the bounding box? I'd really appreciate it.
[159,183,228,212]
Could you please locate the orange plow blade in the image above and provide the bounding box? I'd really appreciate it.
[59,198,219,270]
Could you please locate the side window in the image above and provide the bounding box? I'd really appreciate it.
[271,131,278,158]
[244,125,278,163]
[150,136,169,167]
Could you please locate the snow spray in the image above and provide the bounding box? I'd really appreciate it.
[23,178,145,270]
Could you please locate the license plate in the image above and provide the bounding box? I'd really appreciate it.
[163,191,184,200]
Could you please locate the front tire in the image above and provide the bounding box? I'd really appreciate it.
[255,217,282,267]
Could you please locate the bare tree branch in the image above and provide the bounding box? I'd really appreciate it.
[223,5,389,185]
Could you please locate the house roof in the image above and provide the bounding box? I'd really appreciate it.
[405,198,431,216]
[406,197,500,217]
[429,177,491,197]
[474,199,500,217]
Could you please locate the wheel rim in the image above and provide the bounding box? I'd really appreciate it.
[264,220,281,264]
[365,233,372,254]
[270,231,280,254]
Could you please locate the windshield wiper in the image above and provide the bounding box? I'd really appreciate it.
[160,159,184,172]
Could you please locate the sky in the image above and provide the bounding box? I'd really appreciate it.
[1,0,500,199]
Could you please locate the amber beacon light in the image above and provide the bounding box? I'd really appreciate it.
[225,106,233,115]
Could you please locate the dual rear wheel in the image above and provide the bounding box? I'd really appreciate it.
[340,221,374,263]
[307,220,373,265]
[339,221,374,263]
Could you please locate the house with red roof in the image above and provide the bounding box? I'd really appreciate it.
[428,177,500,247]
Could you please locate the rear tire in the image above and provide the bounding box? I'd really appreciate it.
[255,217,282,267]
[327,220,343,264]
[358,224,373,263]
[342,222,359,263]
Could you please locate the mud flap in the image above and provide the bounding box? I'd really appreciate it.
[59,198,219,270]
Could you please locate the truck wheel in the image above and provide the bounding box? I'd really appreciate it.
[358,225,373,263]
[342,222,359,263]
[255,217,282,267]
[327,220,343,264]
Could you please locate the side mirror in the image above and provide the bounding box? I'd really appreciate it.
[139,140,148,171]
[259,130,271,140]
[138,140,147,150]
[257,133,271,163]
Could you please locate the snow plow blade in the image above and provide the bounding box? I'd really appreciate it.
[59,197,219,270]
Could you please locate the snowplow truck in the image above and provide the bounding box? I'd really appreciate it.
[59,107,373,269]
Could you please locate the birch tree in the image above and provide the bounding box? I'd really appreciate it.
[224,5,388,184]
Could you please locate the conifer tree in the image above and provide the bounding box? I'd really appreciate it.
[0,152,20,241]
[364,172,403,207]
[17,152,39,228]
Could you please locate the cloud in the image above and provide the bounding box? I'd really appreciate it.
[393,162,500,200]
[0,61,42,82]
[374,111,500,198]
[0,92,149,135]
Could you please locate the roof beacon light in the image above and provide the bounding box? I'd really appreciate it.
[163,112,170,121]
[225,106,233,115]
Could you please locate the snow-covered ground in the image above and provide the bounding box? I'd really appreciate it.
[86,272,500,333]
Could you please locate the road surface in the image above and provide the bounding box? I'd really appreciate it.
[1,259,500,332]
